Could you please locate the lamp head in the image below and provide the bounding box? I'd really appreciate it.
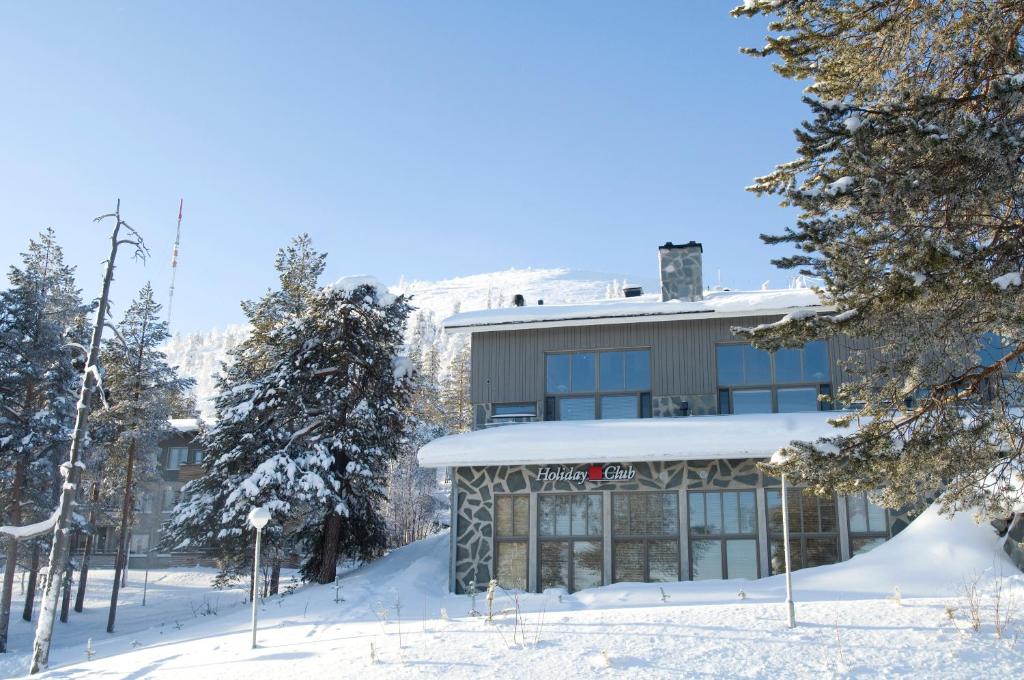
[248,506,272,530]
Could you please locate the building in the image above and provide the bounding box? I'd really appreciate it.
[77,418,211,568]
[419,242,915,594]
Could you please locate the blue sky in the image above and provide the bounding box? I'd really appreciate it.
[0,2,806,333]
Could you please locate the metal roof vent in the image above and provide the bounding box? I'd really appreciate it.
[623,285,643,298]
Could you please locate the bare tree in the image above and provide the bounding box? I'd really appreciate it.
[29,201,146,674]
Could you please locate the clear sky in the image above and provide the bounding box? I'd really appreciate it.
[0,2,807,334]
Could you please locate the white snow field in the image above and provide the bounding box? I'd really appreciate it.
[3,506,1023,679]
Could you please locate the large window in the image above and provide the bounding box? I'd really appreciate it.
[612,492,680,583]
[545,349,651,421]
[537,494,603,592]
[166,447,189,470]
[494,495,529,590]
[766,488,839,574]
[846,493,891,556]
[717,341,831,414]
[688,491,759,580]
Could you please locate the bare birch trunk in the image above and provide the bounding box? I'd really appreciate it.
[74,481,100,613]
[30,201,145,674]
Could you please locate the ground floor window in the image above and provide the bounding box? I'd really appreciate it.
[612,492,680,583]
[766,488,839,575]
[538,494,603,592]
[494,494,529,590]
[688,490,759,580]
[846,492,890,556]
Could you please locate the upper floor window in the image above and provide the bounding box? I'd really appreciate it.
[192,449,205,464]
[716,341,831,414]
[545,349,651,421]
[166,447,189,470]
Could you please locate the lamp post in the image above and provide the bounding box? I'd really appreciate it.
[247,506,271,649]
[780,473,796,628]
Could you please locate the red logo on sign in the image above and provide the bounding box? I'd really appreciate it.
[587,465,604,481]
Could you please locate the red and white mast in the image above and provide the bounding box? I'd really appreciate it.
[167,198,184,326]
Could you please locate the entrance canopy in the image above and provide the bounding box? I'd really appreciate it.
[417,411,857,468]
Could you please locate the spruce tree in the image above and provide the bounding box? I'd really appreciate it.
[0,229,86,653]
[163,235,326,584]
[86,283,192,631]
[733,1,1024,515]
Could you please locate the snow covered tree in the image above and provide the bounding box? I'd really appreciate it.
[440,340,472,434]
[85,283,192,632]
[163,235,327,584]
[733,1,1024,515]
[0,229,87,654]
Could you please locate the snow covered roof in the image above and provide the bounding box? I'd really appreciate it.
[417,412,855,468]
[442,287,829,333]
[169,418,201,433]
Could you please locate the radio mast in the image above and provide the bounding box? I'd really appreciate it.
[167,199,183,326]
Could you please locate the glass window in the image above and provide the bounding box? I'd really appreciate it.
[613,541,644,582]
[766,488,840,574]
[571,353,596,393]
[777,387,819,413]
[601,395,639,419]
[804,341,830,381]
[539,542,569,591]
[538,494,603,592]
[547,349,650,421]
[167,447,188,470]
[599,352,625,391]
[732,390,772,414]
[559,397,595,420]
[716,344,744,386]
[573,541,603,590]
[493,403,537,417]
[718,341,832,414]
[688,491,759,580]
[746,346,772,384]
[846,493,890,556]
[546,354,570,394]
[625,350,651,390]
[497,495,530,537]
[726,540,758,580]
[691,539,722,580]
[192,450,205,464]
[612,492,680,583]
[495,541,528,590]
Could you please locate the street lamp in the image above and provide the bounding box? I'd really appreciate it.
[780,473,796,628]
[247,506,272,649]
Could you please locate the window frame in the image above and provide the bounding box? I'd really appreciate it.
[765,487,840,575]
[544,348,653,421]
[715,341,833,414]
[610,491,681,584]
[493,493,530,591]
[687,490,760,580]
[845,492,892,556]
[166,447,189,470]
[536,493,604,593]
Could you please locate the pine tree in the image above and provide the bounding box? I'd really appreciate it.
[733,1,1024,515]
[0,229,87,654]
[163,235,326,584]
[86,283,192,632]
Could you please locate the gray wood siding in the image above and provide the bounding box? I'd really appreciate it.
[470,315,870,405]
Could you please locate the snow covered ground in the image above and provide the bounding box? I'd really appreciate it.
[4,506,1022,679]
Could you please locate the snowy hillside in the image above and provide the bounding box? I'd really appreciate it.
[3,506,1022,679]
[163,268,655,418]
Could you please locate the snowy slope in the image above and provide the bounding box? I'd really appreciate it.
[6,507,1022,679]
[163,268,655,419]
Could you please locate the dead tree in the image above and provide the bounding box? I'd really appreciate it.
[29,201,146,674]
[73,480,100,613]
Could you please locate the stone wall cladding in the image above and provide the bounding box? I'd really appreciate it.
[453,458,765,594]
[652,394,717,417]
[658,244,703,302]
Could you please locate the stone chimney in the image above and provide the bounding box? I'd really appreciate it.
[658,241,703,301]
